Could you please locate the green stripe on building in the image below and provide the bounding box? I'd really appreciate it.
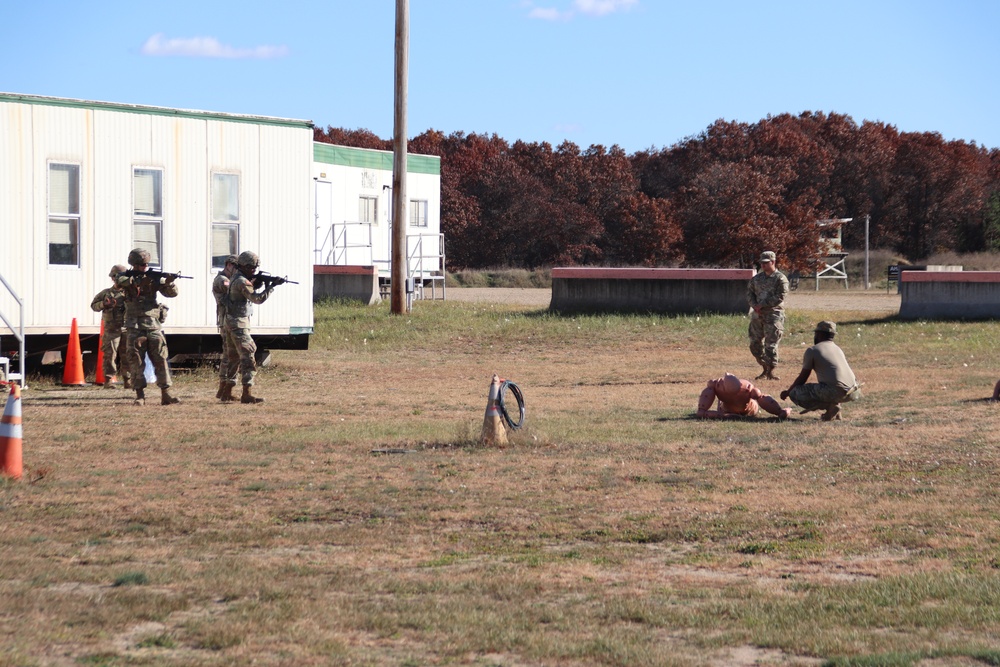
[0,93,314,129]
[313,143,440,175]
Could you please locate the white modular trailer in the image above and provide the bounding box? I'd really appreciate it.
[313,143,442,278]
[0,92,315,363]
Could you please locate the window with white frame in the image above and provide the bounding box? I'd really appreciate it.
[211,172,240,268]
[359,195,378,224]
[409,199,428,228]
[133,168,163,267]
[48,163,81,266]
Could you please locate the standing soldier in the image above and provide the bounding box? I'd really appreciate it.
[223,251,273,404]
[117,248,180,406]
[212,255,238,402]
[747,250,789,381]
[90,264,131,389]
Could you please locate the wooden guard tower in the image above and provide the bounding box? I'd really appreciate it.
[813,218,852,290]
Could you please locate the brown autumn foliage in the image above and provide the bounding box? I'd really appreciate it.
[315,111,1000,272]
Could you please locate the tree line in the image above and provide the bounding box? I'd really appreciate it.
[315,112,1000,272]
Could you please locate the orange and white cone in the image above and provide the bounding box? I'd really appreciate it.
[480,373,508,446]
[0,383,23,480]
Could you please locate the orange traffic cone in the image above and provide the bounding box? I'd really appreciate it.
[479,373,508,446]
[62,318,86,386]
[94,320,106,385]
[0,383,23,480]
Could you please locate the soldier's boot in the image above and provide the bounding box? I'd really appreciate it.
[219,384,237,403]
[133,388,145,406]
[161,388,180,406]
[754,364,769,381]
[241,384,265,404]
[215,379,227,399]
[123,375,132,389]
[104,375,119,389]
[764,365,780,381]
[820,404,842,421]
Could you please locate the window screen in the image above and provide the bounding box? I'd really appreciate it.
[48,163,80,266]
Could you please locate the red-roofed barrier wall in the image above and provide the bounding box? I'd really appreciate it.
[549,267,755,314]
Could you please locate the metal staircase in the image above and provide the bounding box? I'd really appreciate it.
[379,233,447,305]
[0,271,26,387]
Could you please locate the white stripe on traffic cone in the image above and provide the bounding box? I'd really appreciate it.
[0,383,23,480]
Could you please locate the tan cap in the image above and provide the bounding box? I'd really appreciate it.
[759,251,776,263]
[815,321,837,334]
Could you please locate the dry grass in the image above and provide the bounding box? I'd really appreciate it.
[3,296,1000,666]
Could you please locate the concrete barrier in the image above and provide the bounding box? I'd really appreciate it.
[899,271,1000,319]
[313,265,381,305]
[549,267,754,314]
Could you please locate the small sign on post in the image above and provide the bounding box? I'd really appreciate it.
[887,265,900,293]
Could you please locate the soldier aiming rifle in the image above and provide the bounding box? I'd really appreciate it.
[116,248,181,406]
[222,251,282,404]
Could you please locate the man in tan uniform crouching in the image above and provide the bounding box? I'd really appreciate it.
[781,321,861,421]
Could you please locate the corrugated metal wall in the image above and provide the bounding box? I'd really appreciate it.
[0,102,34,331]
[0,95,314,337]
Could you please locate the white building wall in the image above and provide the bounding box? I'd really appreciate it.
[93,110,150,301]
[0,102,33,329]
[29,104,94,328]
[257,125,313,331]
[0,94,314,340]
[312,144,442,277]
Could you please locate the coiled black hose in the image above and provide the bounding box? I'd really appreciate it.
[498,379,525,430]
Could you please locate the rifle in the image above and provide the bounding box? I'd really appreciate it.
[252,272,298,290]
[121,268,194,283]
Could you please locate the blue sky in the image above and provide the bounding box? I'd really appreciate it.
[3,1,998,153]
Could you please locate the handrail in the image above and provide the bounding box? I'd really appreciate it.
[316,223,446,302]
[320,221,375,266]
[0,271,26,387]
[315,224,337,265]
[406,232,446,301]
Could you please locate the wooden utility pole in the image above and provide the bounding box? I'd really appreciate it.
[390,0,409,314]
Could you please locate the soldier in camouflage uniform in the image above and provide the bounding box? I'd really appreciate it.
[212,255,239,402]
[116,248,180,406]
[222,251,274,404]
[90,264,131,388]
[747,250,789,381]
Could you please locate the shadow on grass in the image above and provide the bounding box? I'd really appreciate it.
[660,414,791,423]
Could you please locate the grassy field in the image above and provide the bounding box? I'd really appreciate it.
[3,297,1000,667]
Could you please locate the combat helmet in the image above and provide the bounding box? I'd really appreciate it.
[110,264,128,278]
[127,248,151,267]
[237,251,260,270]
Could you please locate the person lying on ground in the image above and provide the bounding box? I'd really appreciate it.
[696,372,792,419]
